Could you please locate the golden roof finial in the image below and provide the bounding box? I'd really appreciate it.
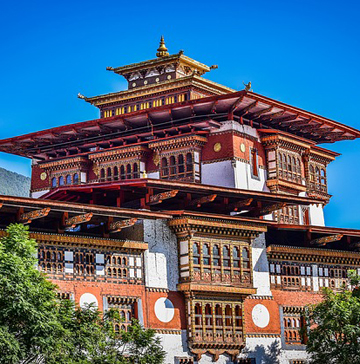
[156,36,169,58]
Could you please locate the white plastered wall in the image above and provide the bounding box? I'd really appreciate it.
[234,160,269,192]
[240,337,309,364]
[309,203,325,226]
[158,331,190,364]
[143,219,179,291]
[251,233,272,296]
[201,160,235,188]
[197,353,234,364]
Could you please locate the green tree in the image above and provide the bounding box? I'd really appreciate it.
[304,270,360,364]
[0,223,63,364]
[0,224,166,364]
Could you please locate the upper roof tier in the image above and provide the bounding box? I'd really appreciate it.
[0,90,359,160]
[81,37,227,107]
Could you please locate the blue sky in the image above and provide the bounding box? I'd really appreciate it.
[0,0,359,228]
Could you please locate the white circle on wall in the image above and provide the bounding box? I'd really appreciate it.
[154,297,175,323]
[252,304,270,328]
[80,293,98,309]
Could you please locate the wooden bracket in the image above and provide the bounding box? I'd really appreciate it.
[189,194,217,208]
[64,212,93,228]
[109,218,138,233]
[149,190,179,205]
[311,234,343,247]
[259,202,286,216]
[19,207,51,224]
[229,198,253,212]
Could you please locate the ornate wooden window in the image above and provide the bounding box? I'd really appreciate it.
[188,239,252,287]
[51,177,57,188]
[161,152,197,181]
[38,246,64,274]
[308,162,327,194]
[59,176,64,186]
[107,296,137,331]
[274,205,300,224]
[283,307,306,346]
[278,151,302,184]
[188,299,244,350]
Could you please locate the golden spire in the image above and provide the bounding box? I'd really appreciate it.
[156,36,169,57]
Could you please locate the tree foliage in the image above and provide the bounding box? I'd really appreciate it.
[305,270,360,364]
[0,224,166,364]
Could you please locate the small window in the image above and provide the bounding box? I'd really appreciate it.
[59,176,64,186]
[73,173,79,184]
[66,175,71,185]
[251,149,259,178]
[51,177,57,188]
[133,163,139,178]
[161,158,168,177]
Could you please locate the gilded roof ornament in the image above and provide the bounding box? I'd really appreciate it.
[156,36,169,58]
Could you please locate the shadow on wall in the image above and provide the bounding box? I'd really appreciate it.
[242,341,281,364]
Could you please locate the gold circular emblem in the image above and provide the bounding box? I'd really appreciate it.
[167,75,172,80]
[155,77,160,83]
[240,143,246,153]
[40,172,47,180]
[144,80,148,85]
[132,82,136,87]
[213,143,222,152]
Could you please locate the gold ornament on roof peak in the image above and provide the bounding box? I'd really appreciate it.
[156,36,169,58]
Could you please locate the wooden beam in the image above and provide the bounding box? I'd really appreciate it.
[149,190,179,205]
[229,198,253,212]
[237,101,258,117]
[272,114,299,124]
[19,207,51,224]
[109,218,138,233]
[229,95,245,114]
[189,194,217,208]
[310,234,343,247]
[64,212,93,228]
[258,110,285,122]
[259,202,286,216]
[247,106,273,120]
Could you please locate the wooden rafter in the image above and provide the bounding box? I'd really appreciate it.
[247,106,273,120]
[258,110,285,122]
[19,207,51,224]
[272,114,299,124]
[229,95,245,114]
[64,212,93,228]
[149,190,179,205]
[310,234,343,246]
[189,194,217,208]
[237,101,258,117]
[109,218,138,233]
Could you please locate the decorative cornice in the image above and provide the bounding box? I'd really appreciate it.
[177,282,256,295]
[267,244,360,265]
[0,230,148,250]
[145,287,170,293]
[40,157,88,171]
[148,135,207,152]
[169,216,267,240]
[88,145,149,162]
